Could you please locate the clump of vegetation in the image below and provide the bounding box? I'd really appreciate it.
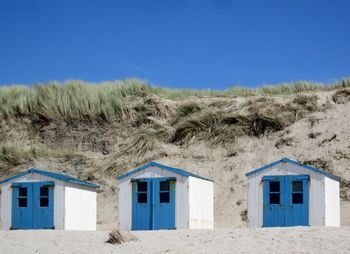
[292,95,318,111]
[171,94,324,146]
[301,159,335,174]
[131,96,175,126]
[0,145,49,166]
[340,179,350,201]
[308,132,321,139]
[172,101,202,124]
[226,147,244,157]
[172,109,245,146]
[83,169,97,181]
[332,89,350,104]
[106,229,136,245]
[275,137,294,149]
[240,209,248,222]
[0,145,85,178]
[0,145,82,166]
[103,124,171,175]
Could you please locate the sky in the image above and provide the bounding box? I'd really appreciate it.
[0,0,349,89]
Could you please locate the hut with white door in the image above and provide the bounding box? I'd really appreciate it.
[0,168,99,230]
[117,162,214,230]
[245,157,340,227]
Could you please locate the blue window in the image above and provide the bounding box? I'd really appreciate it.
[137,182,147,203]
[292,181,303,204]
[159,181,170,203]
[269,181,280,204]
[40,187,49,207]
[18,187,27,207]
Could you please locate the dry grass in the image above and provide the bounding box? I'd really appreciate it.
[106,229,136,245]
[1,78,349,123]
[301,159,335,174]
[332,89,350,104]
[0,144,85,171]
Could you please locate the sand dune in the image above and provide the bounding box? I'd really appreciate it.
[0,227,349,254]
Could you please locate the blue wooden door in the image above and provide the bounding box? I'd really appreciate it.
[132,178,175,230]
[263,175,309,227]
[132,179,153,230]
[12,182,33,229]
[32,182,54,229]
[153,179,175,230]
[12,182,54,230]
[263,176,284,227]
[284,175,309,226]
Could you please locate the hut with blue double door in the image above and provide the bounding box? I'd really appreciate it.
[117,162,214,230]
[245,158,340,227]
[0,168,99,230]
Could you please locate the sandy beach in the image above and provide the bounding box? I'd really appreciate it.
[0,227,349,254]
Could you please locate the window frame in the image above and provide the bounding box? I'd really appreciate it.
[18,187,28,208]
[136,181,148,204]
[291,180,304,204]
[159,180,170,204]
[268,181,280,205]
[39,186,50,208]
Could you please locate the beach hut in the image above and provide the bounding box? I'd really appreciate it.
[117,162,214,230]
[245,157,340,227]
[0,168,99,230]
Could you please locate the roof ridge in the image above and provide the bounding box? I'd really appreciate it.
[245,157,340,181]
[0,168,100,188]
[117,161,213,182]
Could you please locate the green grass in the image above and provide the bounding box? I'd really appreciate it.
[0,78,349,122]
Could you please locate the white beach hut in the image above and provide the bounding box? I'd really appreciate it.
[117,162,214,230]
[245,157,340,227]
[0,168,99,230]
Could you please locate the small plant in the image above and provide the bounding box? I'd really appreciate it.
[83,169,96,181]
[275,137,294,149]
[308,132,321,139]
[332,89,350,104]
[106,229,136,245]
[301,159,335,174]
[240,209,248,222]
[106,230,126,245]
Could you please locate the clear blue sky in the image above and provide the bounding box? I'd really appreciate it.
[0,0,349,89]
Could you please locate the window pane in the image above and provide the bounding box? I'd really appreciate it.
[18,198,27,207]
[160,181,170,191]
[160,192,170,203]
[292,193,303,204]
[137,193,147,203]
[19,187,27,197]
[269,193,280,204]
[40,197,49,207]
[137,182,147,192]
[292,181,303,192]
[269,181,280,192]
[40,187,49,197]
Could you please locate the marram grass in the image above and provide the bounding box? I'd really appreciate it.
[0,78,349,122]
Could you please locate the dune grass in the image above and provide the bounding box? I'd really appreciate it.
[0,144,73,179]
[0,145,84,167]
[0,78,349,123]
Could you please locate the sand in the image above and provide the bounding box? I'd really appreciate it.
[0,227,349,254]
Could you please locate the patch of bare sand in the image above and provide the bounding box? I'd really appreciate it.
[0,227,349,254]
